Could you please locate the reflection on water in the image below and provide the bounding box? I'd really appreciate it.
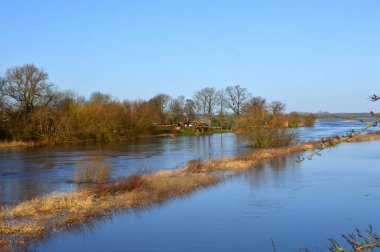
[36,140,380,252]
[0,119,377,204]
[0,133,246,203]
[243,155,299,191]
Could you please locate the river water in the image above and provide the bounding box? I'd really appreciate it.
[0,119,376,204]
[1,119,379,251]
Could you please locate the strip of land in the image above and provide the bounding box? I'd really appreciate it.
[1,131,380,250]
[0,141,36,149]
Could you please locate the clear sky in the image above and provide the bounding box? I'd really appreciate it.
[0,0,379,113]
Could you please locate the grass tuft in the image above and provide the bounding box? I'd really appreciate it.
[185,159,204,173]
[91,174,145,197]
[75,157,112,184]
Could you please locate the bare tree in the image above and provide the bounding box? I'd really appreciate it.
[2,64,55,119]
[0,78,7,127]
[183,99,196,121]
[53,89,86,108]
[216,89,227,115]
[194,87,218,117]
[236,97,295,148]
[0,77,6,110]
[150,93,171,114]
[269,101,286,116]
[89,91,113,104]
[169,95,185,123]
[225,85,251,116]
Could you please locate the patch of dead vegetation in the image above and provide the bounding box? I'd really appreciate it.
[0,140,35,149]
[0,238,11,251]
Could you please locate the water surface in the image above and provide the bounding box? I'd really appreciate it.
[1,118,379,251]
[37,140,380,251]
[0,119,377,204]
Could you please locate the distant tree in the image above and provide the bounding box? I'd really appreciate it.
[0,77,6,111]
[194,87,218,117]
[169,96,185,123]
[2,64,56,119]
[89,91,113,104]
[150,93,171,114]
[236,97,295,148]
[194,91,207,117]
[0,79,7,139]
[183,99,196,121]
[225,85,251,116]
[216,89,227,116]
[269,101,286,116]
[53,90,85,109]
[249,96,267,114]
[269,101,286,127]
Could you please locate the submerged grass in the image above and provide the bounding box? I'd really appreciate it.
[1,131,380,250]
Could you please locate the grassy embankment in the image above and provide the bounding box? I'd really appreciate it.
[1,131,380,250]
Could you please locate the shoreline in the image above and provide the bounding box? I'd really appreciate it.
[0,140,37,149]
[0,130,233,149]
[1,131,380,250]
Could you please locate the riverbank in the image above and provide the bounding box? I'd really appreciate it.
[0,140,36,149]
[0,129,233,150]
[1,131,380,250]
[141,128,232,138]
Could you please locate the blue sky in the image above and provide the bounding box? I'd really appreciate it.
[1,0,379,112]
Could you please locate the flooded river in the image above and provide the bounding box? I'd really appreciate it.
[1,119,379,251]
[0,134,246,204]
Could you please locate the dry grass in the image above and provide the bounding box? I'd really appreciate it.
[350,131,380,142]
[0,140,35,149]
[0,167,220,247]
[1,131,380,249]
[75,157,112,184]
[0,238,11,251]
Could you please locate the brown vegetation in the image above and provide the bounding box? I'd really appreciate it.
[236,98,297,148]
[286,112,316,127]
[75,157,112,184]
[329,225,380,252]
[2,64,313,146]
[0,140,35,149]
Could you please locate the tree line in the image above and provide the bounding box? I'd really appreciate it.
[0,64,314,146]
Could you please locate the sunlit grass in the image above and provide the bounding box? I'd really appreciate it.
[0,140,35,148]
[75,157,112,184]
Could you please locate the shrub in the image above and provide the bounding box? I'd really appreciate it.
[75,157,112,184]
[236,98,297,148]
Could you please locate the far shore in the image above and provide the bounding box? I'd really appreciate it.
[0,140,37,149]
[0,129,233,149]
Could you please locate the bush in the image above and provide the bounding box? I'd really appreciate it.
[75,157,112,184]
[236,98,297,148]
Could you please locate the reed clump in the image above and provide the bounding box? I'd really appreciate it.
[185,159,205,173]
[91,174,146,197]
[75,157,112,184]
